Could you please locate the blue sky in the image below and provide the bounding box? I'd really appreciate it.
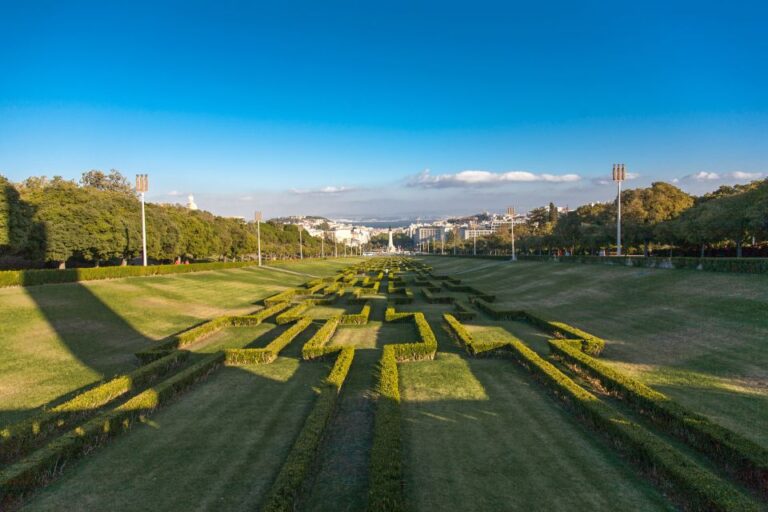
[1,1,766,218]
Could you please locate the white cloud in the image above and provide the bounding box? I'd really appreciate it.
[290,185,356,195]
[167,190,183,196]
[408,169,581,188]
[679,171,764,182]
[728,171,763,180]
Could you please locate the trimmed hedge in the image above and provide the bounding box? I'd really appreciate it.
[0,261,262,288]
[275,301,313,325]
[421,287,455,304]
[453,301,476,321]
[504,335,759,512]
[0,350,189,463]
[368,345,403,511]
[264,289,303,307]
[471,299,606,356]
[516,254,768,274]
[0,352,224,500]
[390,312,438,362]
[549,339,768,495]
[302,317,342,360]
[341,302,371,325]
[385,306,414,323]
[136,301,291,361]
[443,313,507,356]
[262,347,355,512]
[224,317,313,365]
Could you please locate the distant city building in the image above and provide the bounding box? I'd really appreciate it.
[412,226,445,245]
[460,227,495,240]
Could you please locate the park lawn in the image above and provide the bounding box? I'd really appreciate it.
[399,352,674,511]
[19,357,329,512]
[185,323,278,353]
[422,256,768,448]
[0,258,357,426]
[328,321,416,350]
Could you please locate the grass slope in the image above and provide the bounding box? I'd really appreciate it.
[422,256,768,448]
[19,359,328,512]
[0,258,361,425]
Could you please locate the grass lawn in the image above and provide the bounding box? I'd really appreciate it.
[399,353,673,511]
[18,358,329,512]
[422,256,768,448]
[0,258,361,426]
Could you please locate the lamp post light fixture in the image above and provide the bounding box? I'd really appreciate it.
[506,206,517,262]
[135,174,149,266]
[254,211,263,266]
[612,163,626,256]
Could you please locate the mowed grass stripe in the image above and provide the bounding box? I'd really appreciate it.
[19,359,327,512]
[422,256,768,449]
[400,354,672,511]
[0,259,351,426]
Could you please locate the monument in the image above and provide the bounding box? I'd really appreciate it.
[387,227,396,253]
[187,194,198,210]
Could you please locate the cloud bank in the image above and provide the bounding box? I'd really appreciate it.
[408,169,581,188]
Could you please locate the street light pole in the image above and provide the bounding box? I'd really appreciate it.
[298,226,303,260]
[507,206,517,261]
[471,221,477,256]
[135,174,149,266]
[612,163,626,256]
[254,211,263,266]
[334,231,338,258]
[441,230,445,255]
[321,231,325,258]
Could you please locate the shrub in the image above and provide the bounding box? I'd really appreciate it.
[262,347,355,512]
[341,302,371,325]
[549,339,768,495]
[389,313,437,362]
[225,317,313,366]
[421,287,454,304]
[385,306,413,323]
[453,301,476,321]
[504,336,759,512]
[275,301,313,325]
[443,313,508,356]
[302,317,341,360]
[0,352,224,498]
[0,350,188,463]
[368,345,403,511]
[264,289,302,306]
[0,261,265,288]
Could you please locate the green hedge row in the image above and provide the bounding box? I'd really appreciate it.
[0,261,263,288]
[367,345,404,511]
[275,301,313,325]
[135,301,291,362]
[549,339,768,495]
[385,306,414,323]
[0,352,224,500]
[262,347,355,512]
[390,312,438,362]
[341,302,371,325]
[443,314,507,356]
[471,299,606,356]
[504,335,759,512]
[421,287,455,304]
[0,350,189,463]
[452,301,476,321]
[264,289,303,307]
[224,317,313,366]
[301,317,341,360]
[515,254,768,274]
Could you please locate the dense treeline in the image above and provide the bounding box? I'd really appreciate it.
[443,180,768,257]
[0,171,339,269]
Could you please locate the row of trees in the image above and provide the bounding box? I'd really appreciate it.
[435,180,768,257]
[0,171,350,268]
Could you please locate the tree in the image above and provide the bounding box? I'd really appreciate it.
[80,169,133,194]
[621,182,693,255]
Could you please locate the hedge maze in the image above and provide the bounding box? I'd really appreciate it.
[2,257,765,511]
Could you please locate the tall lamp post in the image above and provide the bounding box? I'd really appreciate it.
[321,231,325,258]
[254,211,263,266]
[471,221,477,256]
[298,225,303,260]
[612,163,626,256]
[506,206,517,261]
[441,229,445,255]
[135,174,149,266]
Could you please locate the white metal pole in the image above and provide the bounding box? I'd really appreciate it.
[473,229,477,256]
[140,192,147,266]
[441,231,444,255]
[321,232,325,258]
[617,180,622,256]
[299,227,303,259]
